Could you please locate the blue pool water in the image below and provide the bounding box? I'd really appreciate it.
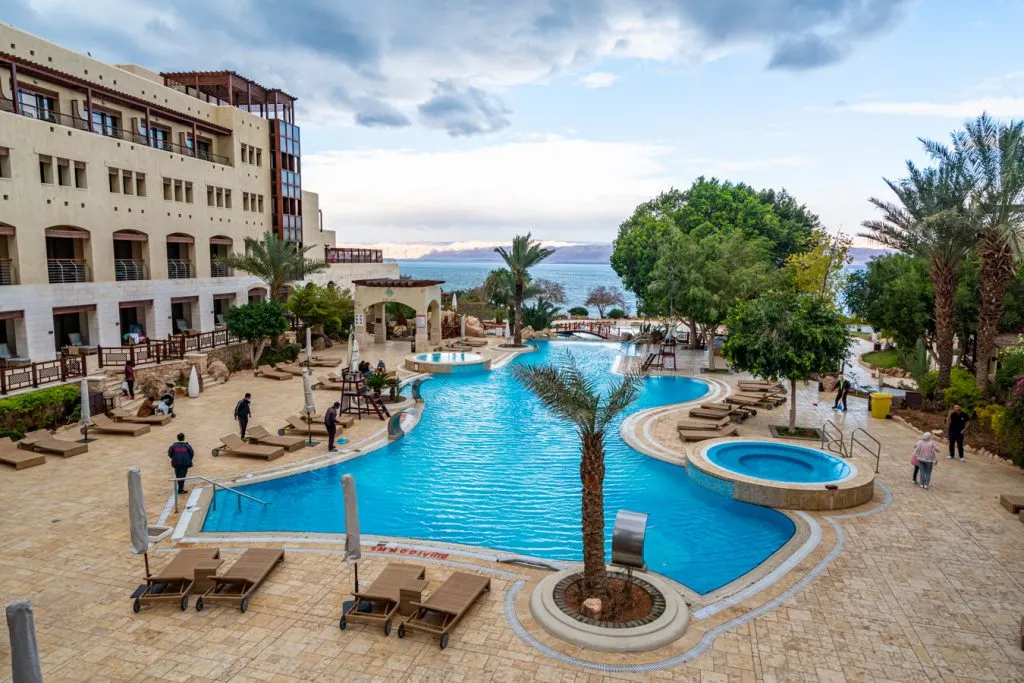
[204,341,796,594]
[706,441,852,483]
[413,352,483,363]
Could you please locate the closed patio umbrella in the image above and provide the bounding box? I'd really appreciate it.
[79,377,94,443]
[128,467,151,577]
[5,600,43,683]
[451,292,457,312]
[305,326,313,363]
[301,368,318,447]
[504,320,510,342]
[348,330,360,372]
[342,474,361,592]
[460,314,466,342]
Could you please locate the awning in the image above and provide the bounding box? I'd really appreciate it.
[44,228,89,239]
[113,231,147,242]
[171,296,198,304]
[209,236,232,245]
[119,300,152,309]
[53,304,96,315]
[166,234,194,244]
[213,293,236,301]
[0,225,14,236]
[0,310,23,320]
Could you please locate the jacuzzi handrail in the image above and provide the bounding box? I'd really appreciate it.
[849,427,881,473]
[820,419,848,459]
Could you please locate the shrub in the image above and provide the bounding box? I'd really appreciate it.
[607,308,627,319]
[943,367,983,415]
[994,346,1024,397]
[917,371,939,399]
[568,306,589,317]
[0,385,81,439]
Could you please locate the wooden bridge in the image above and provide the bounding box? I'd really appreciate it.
[553,320,615,339]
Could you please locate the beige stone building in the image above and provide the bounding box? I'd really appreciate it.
[0,23,396,363]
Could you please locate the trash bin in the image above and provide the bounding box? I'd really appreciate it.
[870,392,893,419]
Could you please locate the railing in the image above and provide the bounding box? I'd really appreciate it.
[210,263,232,278]
[553,320,614,338]
[325,247,383,264]
[820,419,849,458]
[47,258,89,284]
[167,259,193,279]
[1,97,231,165]
[849,427,882,473]
[97,338,186,368]
[170,475,267,513]
[0,258,15,285]
[170,328,239,353]
[114,259,147,281]
[0,354,87,395]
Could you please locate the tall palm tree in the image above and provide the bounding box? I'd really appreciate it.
[512,352,644,599]
[862,162,973,391]
[495,234,555,345]
[218,231,328,302]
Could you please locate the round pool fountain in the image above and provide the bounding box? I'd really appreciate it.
[405,351,490,374]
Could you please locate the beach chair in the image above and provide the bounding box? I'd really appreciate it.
[738,379,784,391]
[738,383,786,396]
[246,425,305,452]
[112,407,172,426]
[735,391,786,406]
[0,437,46,469]
[275,362,305,376]
[214,434,285,460]
[67,333,98,354]
[678,424,739,442]
[196,548,284,612]
[339,563,426,634]
[725,394,774,410]
[677,415,731,430]
[256,367,293,381]
[313,375,343,390]
[19,430,88,457]
[91,414,150,436]
[397,572,491,649]
[0,343,30,366]
[300,354,337,368]
[132,548,221,613]
[694,402,755,420]
[282,415,331,437]
[175,319,198,336]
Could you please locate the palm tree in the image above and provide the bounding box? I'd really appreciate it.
[923,115,1024,391]
[218,231,328,302]
[862,161,973,391]
[495,234,555,345]
[512,352,644,598]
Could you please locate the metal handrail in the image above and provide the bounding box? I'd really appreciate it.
[170,475,267,513]
[820,419,849,458]
[167,259,194,279]
[114,258,147,281]
[47,258,88,284]
[849,427,882,473]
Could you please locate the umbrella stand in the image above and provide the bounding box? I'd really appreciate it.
[304,408,319,447]
[353,562,359,594]
[78,423,94,444]
[144,551,150,578]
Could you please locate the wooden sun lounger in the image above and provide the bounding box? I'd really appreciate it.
[340,563,426,634]
[91,414,151,436]
[738,380,784,389]
[725,394,775,409]
[112,408,172,426]
[19,430,88,457]
[214,434,285,460]
[738,383,786,395]
[0,437,46,470]
[246,425,306,452]
[275,363,306,376]
[196,548,284,612]
[463,338,488,347]
[133,548,220,613]
[678,415,731,430]
[689,406,748,423]
[398,572,491,649]
[283,415,331,436]
[301,356,338,367]
[314,375,344,389]
[696,402,756,419]
[735,391,786,406]
[678,424,739,442]
[256,367,293,381]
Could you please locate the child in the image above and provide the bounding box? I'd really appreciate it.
[912,432,938,489]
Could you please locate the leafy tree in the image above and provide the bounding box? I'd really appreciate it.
[784,231,853,305]
[585,286,627,318]
[723,292,849,431]
[217,231,328,302]
[568,306,589,317]
[610,190,684,314]
[530,279,567,305]
[521,299,561,330]
[495,234,555,345]
[512,352,644,600]
[483,268,518,326]
[287,282,354,332]
[226,301,289,367]
[845,255,934,353]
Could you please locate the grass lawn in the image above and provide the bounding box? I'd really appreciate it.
[862,349,902,369]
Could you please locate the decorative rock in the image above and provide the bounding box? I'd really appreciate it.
[581,597,602,619]
[312,336,327,351]
[464,316,485,338]
[207,360,230,383]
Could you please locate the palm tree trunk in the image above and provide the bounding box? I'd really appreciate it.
[931,260,957,391]
[976,235,1014,391]
[580,432,609,598]
[514,277,523,346]
[789,378,797,432]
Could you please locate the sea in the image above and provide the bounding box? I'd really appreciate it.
[397,260,636,314]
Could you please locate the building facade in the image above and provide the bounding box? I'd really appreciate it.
[0,23,370,362]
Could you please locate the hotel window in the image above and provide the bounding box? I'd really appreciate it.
[240,143,247,162]
[248,147,255,164]
[255,148,262,166]
[18,89,56,122]
[174,179,183,203]
[136,172,146,197]
[108,168,120,193]
[0,147,10,179]
[242,192,250,212]
[74,161,87,189]
[224,189,232,209]
[184,181,193,204]
[163,178,172,201]
[56,158,71,187]
[207,186,214,206]
[257,195,264,212]
[148,124,171,150]
[215,187,223,208]
[90,109,120,137]
[122,170,134,195]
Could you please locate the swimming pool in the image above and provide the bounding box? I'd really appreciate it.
[705,441,852,484]
[412,352,483,363]
[204,341,796,595]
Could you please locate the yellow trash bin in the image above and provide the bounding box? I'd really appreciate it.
[870,392,893,419]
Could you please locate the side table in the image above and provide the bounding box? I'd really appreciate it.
[192,559,224,595]
[398,578,429,617]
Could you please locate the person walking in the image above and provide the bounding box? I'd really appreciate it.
[324,401,340,452]
[912,431,938,489]
[234,393,252,439]
[946,404,969,461]
[167,432,194,494]
[833,375,850,411]
[123,360,136,399]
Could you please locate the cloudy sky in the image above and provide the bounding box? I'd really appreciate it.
[5,1,1023,245]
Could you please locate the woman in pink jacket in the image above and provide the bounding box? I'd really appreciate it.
[912,432,938,489]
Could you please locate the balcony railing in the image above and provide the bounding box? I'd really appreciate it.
[47,258,89,284]
[0,259,15,285]
[210,263,233,278]
[114,259,147,281]
[325,247,384,264]
[167,259,194,279]
[0,97,231,166]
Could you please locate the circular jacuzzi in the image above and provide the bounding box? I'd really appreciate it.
[705,441,852,484]
[405,351,490,374]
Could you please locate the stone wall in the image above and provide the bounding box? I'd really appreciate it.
[132,342,250,394]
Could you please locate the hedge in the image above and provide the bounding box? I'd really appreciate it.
[0,384,82,439]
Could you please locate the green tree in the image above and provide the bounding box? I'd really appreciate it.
[783,231,852,305]
[226,301,289,367]
[217,231,328,302]
[610,190,684,314]
[585,286,627,319]
[724,292,849,431]
[287,282,354,332]
[521,299,561,330]
[512,352,644,599]
[495,234,555,346]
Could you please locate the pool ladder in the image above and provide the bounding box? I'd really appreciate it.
[820,419,850,459]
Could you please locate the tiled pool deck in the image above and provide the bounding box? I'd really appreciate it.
[2,340,1023,681]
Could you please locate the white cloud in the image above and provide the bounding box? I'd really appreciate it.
[840,97,1024,118]
[304,136,674,241]
[580,72,618,89]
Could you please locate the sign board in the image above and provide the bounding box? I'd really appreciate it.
[416,315,426,328]
[354,313,365,327]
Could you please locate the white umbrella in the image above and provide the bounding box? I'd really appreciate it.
[301,368,318,446]
[342,474,361,592]
[504,320,510,341]
[348,329,360,371]
[460,315,466,341]
[305,326,313,362]
[79,377,94,443]
[187,365,200,398]
[451,292,458,312]
[5,601,43,683]
[127,467,151,576]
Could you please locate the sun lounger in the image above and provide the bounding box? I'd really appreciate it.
[738,382,786,395]
[463,338,488,347]
[275,362,306,376]
[282,415,331,436]
[735,391,786,406]
[67,333,98,354]
[246,425,306,452]
[0,437,46,470]
[256,367,293,381]
[340,563,426,634]
[19,430,88,457]
[678,424,739,442]
[678,415,731,430]
[196,548,284,612]
[132,548,221,612]
[112,408,172,426]
[214,434,284,460]
[698,401,756,418]
[313,375,343,390]
[91,414,151,436]
[0,343,30,365]
[689,406,749,423]
[738,380,784,390]
[398,572,491,649]
[300,355,338,367]
[725,394,776,409]
[1000,494,1024,515]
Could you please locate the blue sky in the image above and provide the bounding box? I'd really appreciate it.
[5,1,1024,246]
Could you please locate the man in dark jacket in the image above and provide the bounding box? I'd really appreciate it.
[168,432,194,494]
[234,393,252,438]
[833,375,850,411]
[324,401,340,452]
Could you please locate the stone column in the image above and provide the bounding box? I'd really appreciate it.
[414,310,428,353]
[430,305,441,343]
[354,305,371,353]
[374,302,386,344]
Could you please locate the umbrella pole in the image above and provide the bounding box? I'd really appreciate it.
[354,562,359,594]
[144,552,150,578]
